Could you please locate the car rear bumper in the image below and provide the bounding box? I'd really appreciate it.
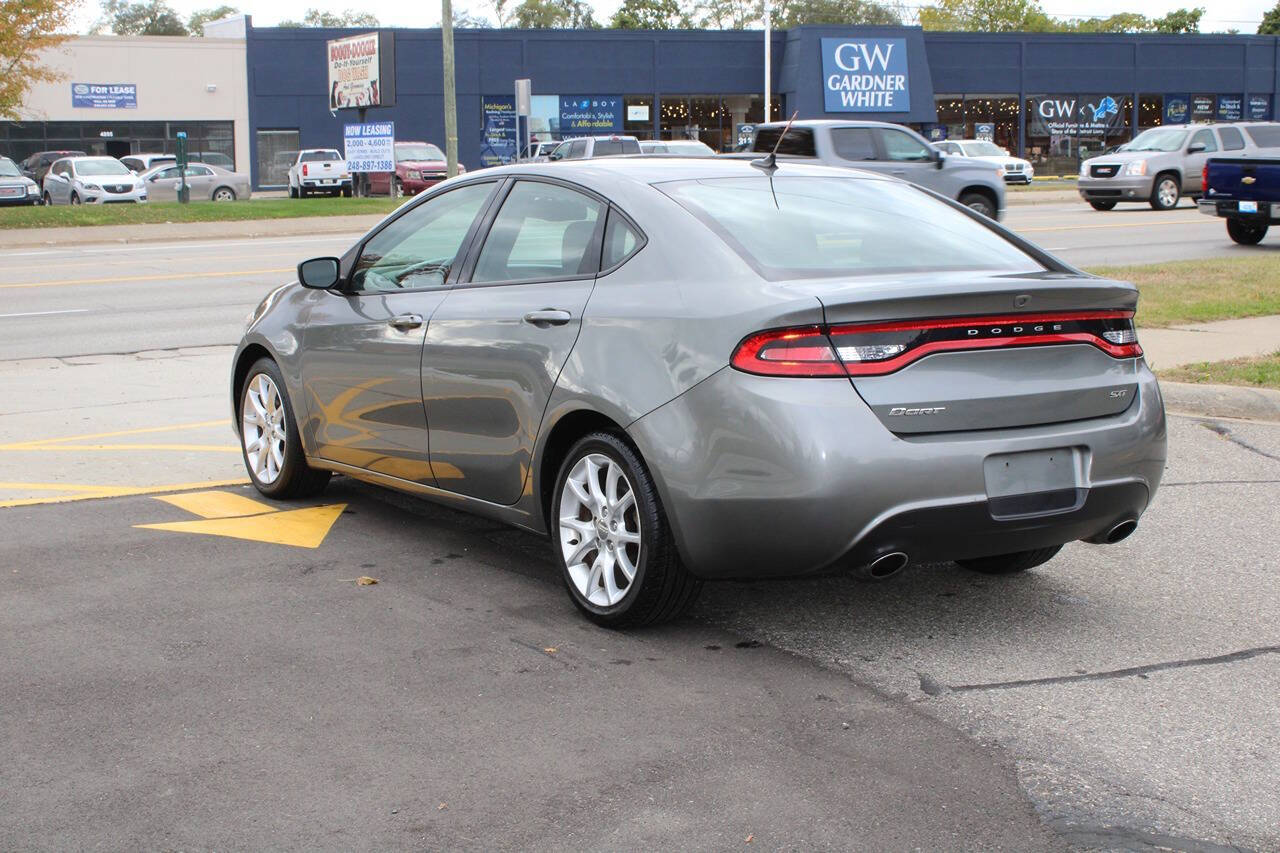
[1198,198,1277,222]
[1078,175,1154,202]
[300,178,351,189]
[627,359,1166,580]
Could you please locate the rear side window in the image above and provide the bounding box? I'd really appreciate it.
[602,210,643,269]
[752,127,816,157]
[472,181,603,283]
[1245,125,1280,147]
[1219,127,1245,151]
[831,128,877,162]
[661,176,1043,280]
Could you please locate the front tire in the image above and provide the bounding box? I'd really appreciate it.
[70,192,81,205]
[955,545,1062,575]
[1149,174,1180,210]
[959,192,996,219]
[1089,200,1117,211]
[552,432,700,628]
[42,192,52,206]
[238,358,331,499]
[1226,218,1268,245]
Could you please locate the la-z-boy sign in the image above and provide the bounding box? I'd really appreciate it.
[821,38,909,113]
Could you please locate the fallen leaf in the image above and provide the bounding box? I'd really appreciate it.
[357,576,378,586]
[438,802,448,810]
[745,835,754,843]
[543,647,557,654]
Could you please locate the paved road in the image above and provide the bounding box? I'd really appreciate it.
[0,199,1270,362]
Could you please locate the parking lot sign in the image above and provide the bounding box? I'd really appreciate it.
[344,122,395,172]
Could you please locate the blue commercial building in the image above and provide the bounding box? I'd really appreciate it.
[243,19,1280,188]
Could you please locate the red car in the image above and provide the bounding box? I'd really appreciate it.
[366,142,465,196]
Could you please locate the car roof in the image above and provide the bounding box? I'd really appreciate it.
[560,135,640,142]
[752,119,902,130]
[475,155,888,188]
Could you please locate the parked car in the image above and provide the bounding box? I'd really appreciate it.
[120,153,177,174]
[231,158,1165,628]
[747,120,1007,219]
[519,140,559,162]
[42,156,146,205]
[367,141,465,197]
[0,156,42,206]
[139,162,251,202]
[288,149,352,198]
[20,150,86,184]
[546,135,642,161]
[935,139,1034,184]
[1196,124,1280,244]
[1077,123,1280,211]
[639,139,717,157]
[190,151,235,170]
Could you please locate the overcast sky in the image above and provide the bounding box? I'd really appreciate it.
[72,0,1272,34]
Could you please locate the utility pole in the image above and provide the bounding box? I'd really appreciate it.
[763,0,772,122]
[441,0,459,178]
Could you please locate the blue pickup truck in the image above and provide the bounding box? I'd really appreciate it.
[1197,125,1280,244]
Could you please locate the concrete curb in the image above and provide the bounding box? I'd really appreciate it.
[1159,380,1280,423]
[0,213,387,249]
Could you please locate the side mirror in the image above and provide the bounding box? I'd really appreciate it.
[548,151,562,162]
[935,150,946,170]
[298,256,341,289]
[1187,142,1206,153]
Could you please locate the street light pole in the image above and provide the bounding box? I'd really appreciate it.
[763,0,772,123]
[441,0,459,178]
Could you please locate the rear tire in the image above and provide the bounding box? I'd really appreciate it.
[1089,200,1117,211]
[392,177,403,198]
[552,431,701,628]
[1226,218,1268,245]
[238,357,331,499]
[1149,174,1180,210]
[342,185,353,198]
[289,184,298,199]
[955,545,1062,575]
[212,186,236,201]
[959,192,996,219]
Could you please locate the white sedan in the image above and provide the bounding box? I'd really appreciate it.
[42,156,147,205]
[936,140,1034,185]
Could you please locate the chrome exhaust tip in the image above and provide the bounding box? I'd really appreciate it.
[1088,518,1138,545]
[859,551,909,580]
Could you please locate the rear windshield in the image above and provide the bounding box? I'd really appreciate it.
[1245,125,1280,148]
[660,176,1043,279]
[301,150,341,162]
[751,128,816,156]
[76,159,131,176]
[593,139,640,156]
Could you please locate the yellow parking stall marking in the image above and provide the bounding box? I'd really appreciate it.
[135,490,346,549]
[11,443,239,453]
[0,419,229,450]
[0,268,291,291]
[0,478,251,509]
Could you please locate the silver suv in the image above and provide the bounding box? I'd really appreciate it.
[1078,122,1280,211]
[749,120,1007,219]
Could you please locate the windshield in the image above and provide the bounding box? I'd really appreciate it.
[0,158,20,177]
[962,142,1006,157]
[76,159,132,176]
[661,177,1042,280]
[397,144,445,161]
[1126,128,1188,152]
[301,150,341,162]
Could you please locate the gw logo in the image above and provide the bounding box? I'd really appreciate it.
[888,406,947,416]
[832,41,895,72]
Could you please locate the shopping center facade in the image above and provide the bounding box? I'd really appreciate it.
[4,19,1277,188]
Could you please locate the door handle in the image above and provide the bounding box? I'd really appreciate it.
[892,169,907,176]
[388,313,424,330]
[523,309,572,327]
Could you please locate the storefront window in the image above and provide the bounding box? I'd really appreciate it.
[623,96,653,138]
[1139,95,1164,133]
[963,95,1019,151]
[256,129,300,187]
[1025,94,1132,176]
[0,119,237,167]
[933,95,963,141]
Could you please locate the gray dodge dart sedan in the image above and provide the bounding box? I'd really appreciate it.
[233,158,1166,627]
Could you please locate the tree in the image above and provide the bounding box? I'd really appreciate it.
[1150,6,1203,33]
[1062,12,1149,32]
[918,0,1055,31]
[97,0,190,35]
[773,0,900,26]
[610,0,693,29]
[187,6,240,36]
[694,0,761,29]
[277,9,380,27]
[506,0,599,28]
[1261,1,1280,34]
[450,8,494,26]
[0,0,81,120]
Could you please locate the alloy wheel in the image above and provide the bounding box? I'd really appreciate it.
[558,453,642,608]
[241,373,287,484]
[1157,179,1178,208]
[213,188,235,201]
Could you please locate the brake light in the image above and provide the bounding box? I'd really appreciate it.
[303,164,309,177]
[731,312,1142,378]
[1202,163,1208,194]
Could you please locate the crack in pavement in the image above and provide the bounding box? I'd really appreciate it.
[1053,822,1259,853]
[1161,479,1280,487]
[1200,422,1280,464]
[943,645,1280,693]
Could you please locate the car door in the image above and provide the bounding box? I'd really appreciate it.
[422,177,606,503]
[871,127,942,189]
[828,127,879,170]
[185,165,215,198]
[45,161,71,203]
[297,180,500,484]
[146,166,181,201]
[1183,128,1219,193]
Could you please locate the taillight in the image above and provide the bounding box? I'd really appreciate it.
[1201,163,1208,194]
[731,312,1142,378]
[303,164,309,177]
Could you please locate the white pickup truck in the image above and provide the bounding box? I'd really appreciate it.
[288,149,352,198]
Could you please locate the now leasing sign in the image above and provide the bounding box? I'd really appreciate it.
[821,38,909,113]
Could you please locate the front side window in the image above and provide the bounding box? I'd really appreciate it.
[153,167,180,180]
[351,182,495,293]
[877,129,932,162]
[472,181,603,284]
[1218,127,1244,151]
[1189,129,1218,152]
[661,176,1043,280]
[831,128,877,162]
[567,140,589,159]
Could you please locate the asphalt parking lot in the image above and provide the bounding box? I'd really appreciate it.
[2,205,1278,850]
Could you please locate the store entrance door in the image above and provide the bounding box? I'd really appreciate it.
[105,140,131,159]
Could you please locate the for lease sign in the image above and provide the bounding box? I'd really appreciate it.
[328,32,382,109]
[72,83,137,109]
[821,38,909,113]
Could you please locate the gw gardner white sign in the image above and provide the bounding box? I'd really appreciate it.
[821,38,909,113]
[344,122,394,172]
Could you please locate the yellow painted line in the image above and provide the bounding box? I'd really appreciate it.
[0,419,229,449]
[1018,219,1216,233]
[0,478,250,509]
[0,268,290,290]
[157,490,275,519]
[3,443,239,453]
[137,497,347,549]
